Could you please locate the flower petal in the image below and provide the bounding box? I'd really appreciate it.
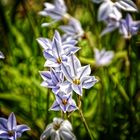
[7,112,16,131]
[54,30,62,43]
[43,50,56,62]
[72,84,82,96]
[68,55,81,77]
[0,130,9,139]
[115,0,138,12]
[16,124,30,134]
[98,2,113,21]
[63,46,80,56]
[61,63,73,82]
[67,100,78,112]
[51,68,60,84]
[39,71,51,81]
[44,60,59,67]
[40,124,53,140]
[61,120,72,131]
[52,37,62,59]
[60,129,76,140]
[46,10,63,20]
[60,26,75,35]
[50,101,61,111]
[82,76,98,89]
[101,22,119,36]
[51,131,61,140]
[44,2,55,9]
[0,118,7,130]
[59,81,72,93]
[54,0,67,13]
[77,65,91,79]
[36,38,51,50]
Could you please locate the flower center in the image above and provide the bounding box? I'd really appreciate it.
[53,123,60,130]
[73,79,80,85]
[57,57,62,64]
[62,99,67,105]
[8,130,14,137]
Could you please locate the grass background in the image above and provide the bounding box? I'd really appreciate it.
[0,0,140,139]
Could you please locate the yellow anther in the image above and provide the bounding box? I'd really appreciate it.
[62,99,67,105]
[8,130,14,136]
[57,57,62,64]
[73,79,80,85]
[53,123,60,130]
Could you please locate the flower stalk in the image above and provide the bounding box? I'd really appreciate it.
[77,95,95,140]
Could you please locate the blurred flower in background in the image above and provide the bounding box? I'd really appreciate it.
[40,117,76,140]
[101,13,140,37]
[94,48,114,66]
[92,0,138,22]
[60,17,84,40]
[119,14,140,39]
[39,0,70,27]
[0,51,4,59]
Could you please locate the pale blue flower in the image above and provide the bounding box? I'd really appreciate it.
[40,117,76,140]
[60,17,84,40]
[93,0,138,22]
[40,68,64,94]
[119,14,140,39]
[0,112,30,140]
[61,55,98,96]
[101,14,140,37]
[0,51,4,59]
[42,30,80,68]
[50,92,77,113]
[39,0,70,26]
[94,48,114,66]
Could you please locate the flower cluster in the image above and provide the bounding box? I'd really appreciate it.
[37,1,99,139]
[37,30,98,113]
[0,112,30,140]
[92,0,140,38]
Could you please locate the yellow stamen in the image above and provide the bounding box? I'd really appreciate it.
[62,99,67,105]
[57,57,62,64]
[8,130,14,137]
[73,79,80,85]
[53,123,60,130]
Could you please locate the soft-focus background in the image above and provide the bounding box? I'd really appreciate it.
[0,0,140,139]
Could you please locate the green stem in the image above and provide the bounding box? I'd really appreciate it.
[125,39,134,138]
[108,70,129,102]
[77,95,95,140]
[45,89,50,125]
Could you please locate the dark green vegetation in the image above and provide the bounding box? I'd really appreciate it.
[0,0,140,139]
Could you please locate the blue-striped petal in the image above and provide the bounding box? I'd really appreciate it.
[16,124,30,134]
[7,112,16,131]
